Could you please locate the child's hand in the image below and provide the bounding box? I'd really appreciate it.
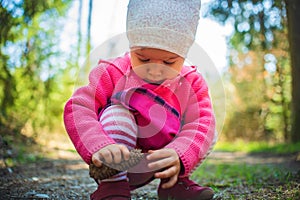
[91,144,130,167]
[146,148,181,189]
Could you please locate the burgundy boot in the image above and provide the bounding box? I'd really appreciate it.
[90,180,131,200]
[158,177,214,200]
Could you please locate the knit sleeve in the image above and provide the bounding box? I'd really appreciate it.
[63,63,124,164]
[165,73,216,177]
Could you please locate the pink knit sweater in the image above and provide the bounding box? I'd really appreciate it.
[63,53,215,176]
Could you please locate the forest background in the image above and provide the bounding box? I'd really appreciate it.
[0,0,299,164]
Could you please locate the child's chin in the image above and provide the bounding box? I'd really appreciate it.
[144,79,165,85]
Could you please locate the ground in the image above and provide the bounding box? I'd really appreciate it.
[1,147,299,200]
[0,133,299,200]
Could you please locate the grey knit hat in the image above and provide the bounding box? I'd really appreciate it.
[126,0,201,58]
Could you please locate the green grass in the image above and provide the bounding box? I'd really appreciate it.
[204,140,300,199]
[192,140,300,200]
[2,145,44,167]
[214,140,300,154]
[192,160,300,199]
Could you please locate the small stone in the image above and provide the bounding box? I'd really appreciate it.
[35,194,50,199]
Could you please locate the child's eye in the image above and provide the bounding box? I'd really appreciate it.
[139,58,150,63]
[163,61,175,65]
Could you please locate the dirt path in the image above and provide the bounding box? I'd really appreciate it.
[0,149,299,200]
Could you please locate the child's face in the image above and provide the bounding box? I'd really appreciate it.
[130,48,185,84]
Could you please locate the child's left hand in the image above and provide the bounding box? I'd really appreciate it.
[146,148,180,189]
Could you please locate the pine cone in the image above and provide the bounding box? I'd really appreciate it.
[89,149,144,180]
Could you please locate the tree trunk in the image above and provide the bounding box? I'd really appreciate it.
[286,0,300,142]
[77,0,83,67]
[87,0,93,56]
[277,63,290,141]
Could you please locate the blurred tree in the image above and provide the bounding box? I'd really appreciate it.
[205,0,296,142]
[286,0,300,142]
[0,0,72,136]
[223,51,269,140]
[86,0,93,55]
[77,0,83,67]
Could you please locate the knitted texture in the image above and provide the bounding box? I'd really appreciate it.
[111,87,181,151]
[126,0,201,58]
[89,149,144,180]
[64,53,216,177]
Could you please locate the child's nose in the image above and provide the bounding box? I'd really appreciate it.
[147,64,163,76]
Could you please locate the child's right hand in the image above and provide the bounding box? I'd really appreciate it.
[91,144,130,167]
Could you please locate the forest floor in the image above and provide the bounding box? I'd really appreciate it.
[0,135,300,200]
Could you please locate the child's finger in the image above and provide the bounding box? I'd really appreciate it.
[160,174,178,189]
[148,157,171,170]
[118,144,130,160]
[146,149,168,160]
[91,155,103,167]
[154,165,178,179]
[99,149,113,164]
[109,147,123,163]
